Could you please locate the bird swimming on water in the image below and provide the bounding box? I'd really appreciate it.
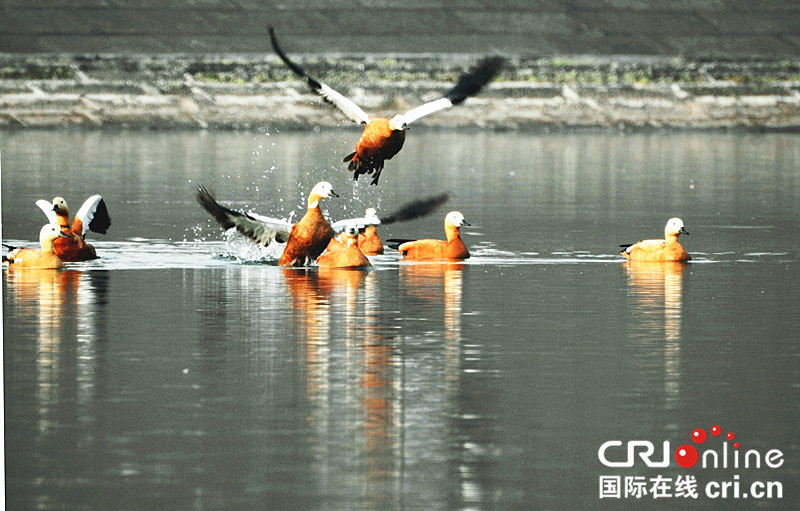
[317,225,372,269]
[3,224,70,269]
[620,217,691,262]
[394,211,471,260]
[36,195,111,261]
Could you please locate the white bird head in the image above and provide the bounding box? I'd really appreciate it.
[445,211,469,228]
[665,217,689,237]
[308,181,339,208]
[364,208,379,223]
[39,223,69,248]
[52,197,69,214]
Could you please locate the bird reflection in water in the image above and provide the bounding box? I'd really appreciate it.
[623,261,687,409]
[282,268,405,506]
[399,262,477,505]
[281,263,468,508]
[5,269,107,435]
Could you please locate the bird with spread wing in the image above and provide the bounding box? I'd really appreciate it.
[269,27,504,185]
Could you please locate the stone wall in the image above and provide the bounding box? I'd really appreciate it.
[1,2,799,130]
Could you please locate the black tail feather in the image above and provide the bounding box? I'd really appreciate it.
[385,239,415,250]
[445,56,505,106]
[380,193,449,225]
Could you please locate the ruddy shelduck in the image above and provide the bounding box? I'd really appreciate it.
[317,225,371,269]
[269,27,504,185]
[331,207,382,255]
[358,224,384,256]
[36,195,111,261]
[4,224,70,269]
[197,182,339,267]
[397,211,471,260]
[620,217,691,262]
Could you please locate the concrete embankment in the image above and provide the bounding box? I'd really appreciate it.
[1,54,799,131]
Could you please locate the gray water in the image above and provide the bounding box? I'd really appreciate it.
[2,129,799,510]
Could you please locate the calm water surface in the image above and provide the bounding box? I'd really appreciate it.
[2,129,799,510]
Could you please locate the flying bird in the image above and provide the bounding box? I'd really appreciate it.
[269,27,504,185]
[36,195,111,261]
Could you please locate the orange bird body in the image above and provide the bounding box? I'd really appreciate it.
[36,195,111,261]
[317,226,371,269]
[358,224,384,256]
[342,118,406,183]
[270,27,504,185]
[4,224,70,269]
[620,218,691,262]
[196,181,338,267]
[281,200,336,267]
[398,211,470,260]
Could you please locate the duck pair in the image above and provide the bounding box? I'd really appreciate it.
[3,196,111,269]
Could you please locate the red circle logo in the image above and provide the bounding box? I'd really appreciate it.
[691,428,707,444]
[675,444,699,468]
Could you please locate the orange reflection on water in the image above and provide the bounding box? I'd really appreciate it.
[5,269,88,434]
[623,261,687,408]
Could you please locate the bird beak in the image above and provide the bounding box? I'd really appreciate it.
[329,190,340,198]
[462,219,471,227]
[680,227,689,235]
[57,231,70,238]
[52,204,59,212]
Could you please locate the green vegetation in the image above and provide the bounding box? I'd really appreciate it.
[0,60,75,80]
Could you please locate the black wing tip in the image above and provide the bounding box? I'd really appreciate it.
[445,55,505,106]
[379,192,450,225]
[195,184,240,230]
[88,198,111,235]
[268,24,321,89]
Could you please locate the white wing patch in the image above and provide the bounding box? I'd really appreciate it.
[75,195,105,237]
[318,83,371,125]
[401,97,454,125]
[331,215,380,233]
[36,199,58,224]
